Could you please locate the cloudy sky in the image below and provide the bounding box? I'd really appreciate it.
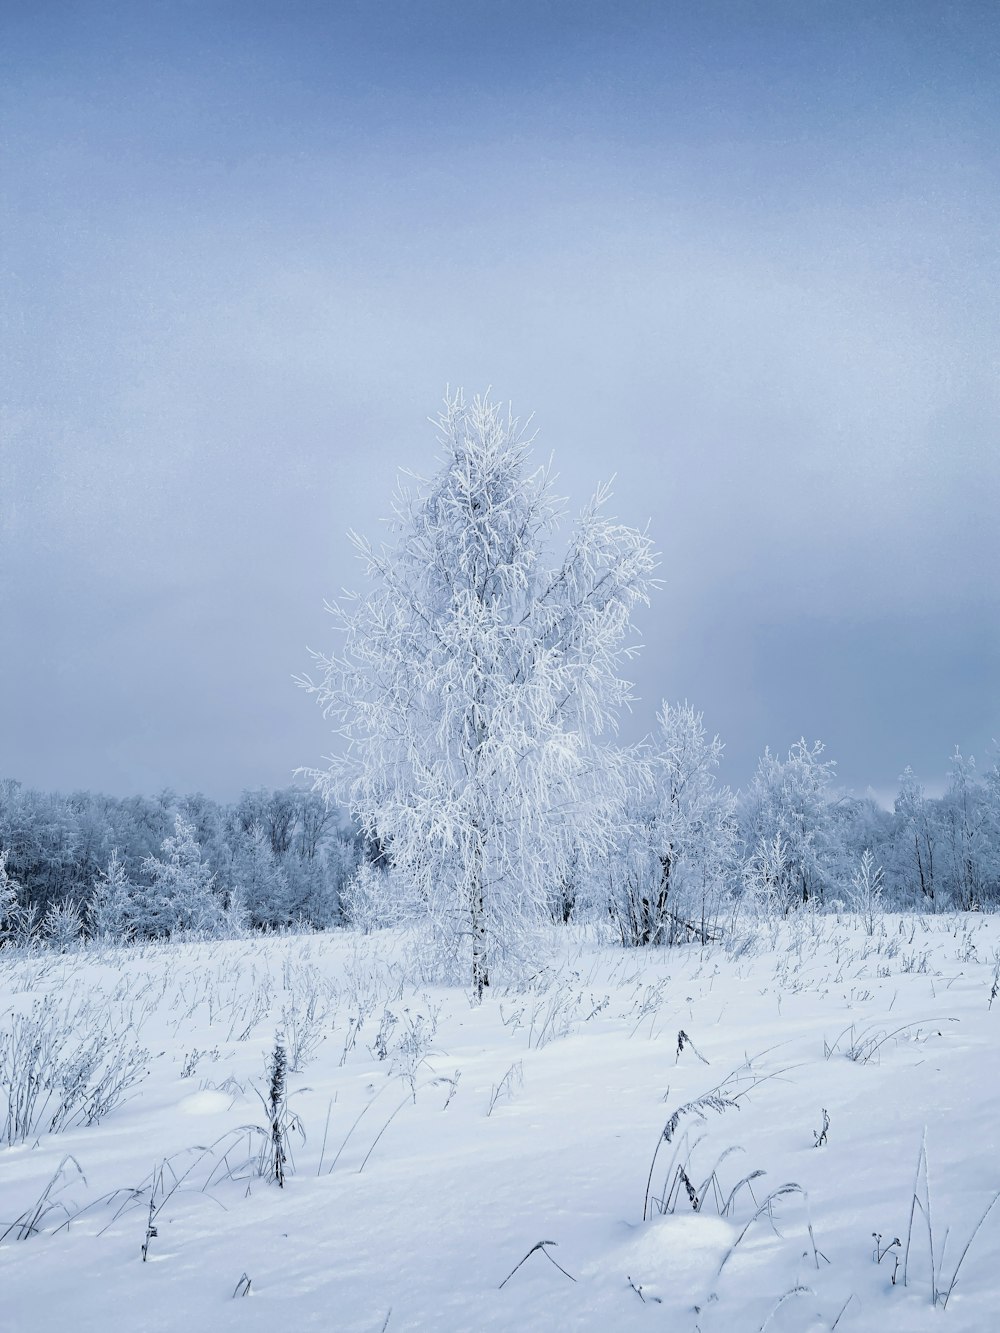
[2,1,998,802]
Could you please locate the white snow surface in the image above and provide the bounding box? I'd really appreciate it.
[1,914,998,1332]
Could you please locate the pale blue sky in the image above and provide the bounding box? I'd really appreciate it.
[2,1,998,799]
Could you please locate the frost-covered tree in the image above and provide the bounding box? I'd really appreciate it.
[604,703,735,946]
[227,787,347,928]
[88,848,134,941]
[0,783,80,917]
[139,814,224,937]
[850,848,885,936]
[939,748,1000,909]
[42,898,84,951]
[738,739,838,907]
[892,766,938,905]
[177,792,230,883]
[981,750,1000,905]
[232,788,298,858]
[650,702,736,937]
[301,391,658,994]
[0,849,21,943]
[228,824,291,929]
[741,830,791,920]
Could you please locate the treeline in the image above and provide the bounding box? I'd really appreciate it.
[1,731,998,951]
[596,718,1000,950]
[737,746,1000,913]
[0,781,363,945]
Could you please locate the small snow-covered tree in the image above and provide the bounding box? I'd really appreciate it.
[140,814,224,937]
[228,824,291,929]
[649,702,736,939]
[301,391,658,994]
[738,740,838,907]
[850,849,884,936]
[939,747,1000,909]
[42,898,83,951]
[741,831,790,920]
[89,848,134,941]
[603,703,735,946]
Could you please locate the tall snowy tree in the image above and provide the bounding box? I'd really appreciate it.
[939,748,1000,909]
[893,766,938,905]
[301,391,658,994]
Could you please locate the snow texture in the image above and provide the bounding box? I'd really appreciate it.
[1,913,999,1331]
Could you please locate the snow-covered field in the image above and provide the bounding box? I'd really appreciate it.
[2,915,999,1333]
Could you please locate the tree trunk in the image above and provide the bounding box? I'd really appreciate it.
[469,824,489,999]
[654,849,672,944]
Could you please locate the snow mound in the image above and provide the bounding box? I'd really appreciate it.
[597,1214,734,1299]
[176,1089,233,1116]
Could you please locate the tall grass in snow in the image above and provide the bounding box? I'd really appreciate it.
[1,998,149,1145]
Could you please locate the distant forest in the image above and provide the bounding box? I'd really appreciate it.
[1,734,999,950]
[0,781,363,945]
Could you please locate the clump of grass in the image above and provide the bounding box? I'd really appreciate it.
[0,999,149,1145]
[279,962,332,1072]
[823,1018,956,1065]
[757,1285,813,1332]
[199,1046,306,1191]
[642,1094,738,1220]
[180,1047,218,1079]
[435,1069,461,1110]
[93,1147,234,1261]
[902,1132,1000,1309]
[527,982,610,1050]
[140,1191,158,1261]
[488,1062,523,1117]
[0,1155,86,1243]
[627,1275,662,1304]
[714,1182,808,1282]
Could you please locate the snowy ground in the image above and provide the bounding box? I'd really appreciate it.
[1,914,999,1333]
